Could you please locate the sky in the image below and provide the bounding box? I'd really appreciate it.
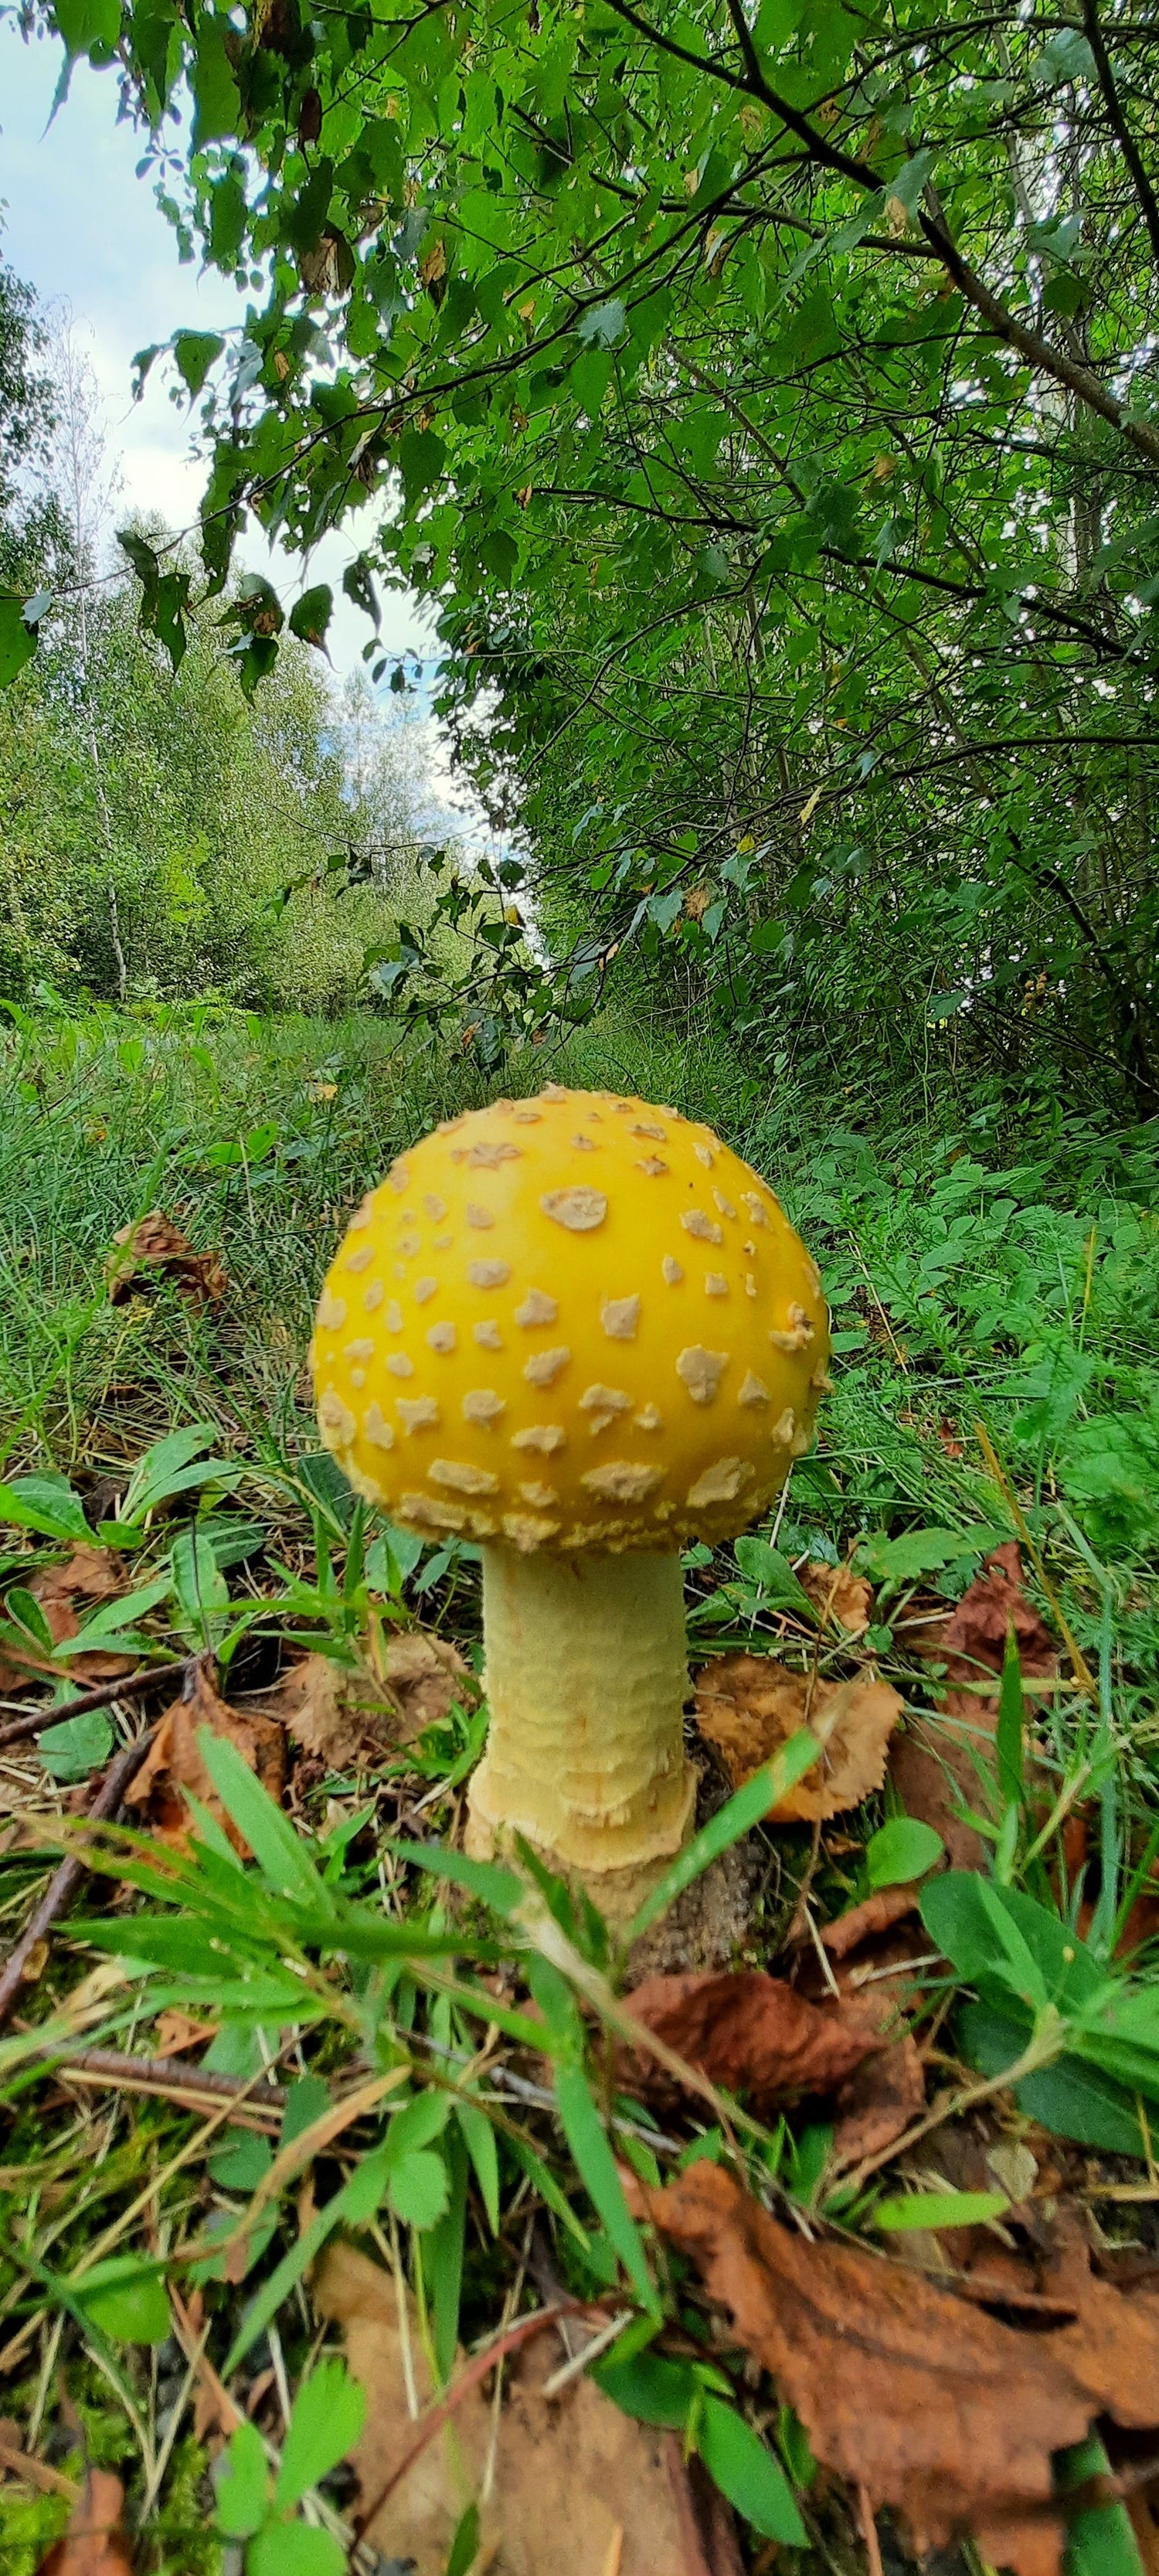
[0,19,437,682]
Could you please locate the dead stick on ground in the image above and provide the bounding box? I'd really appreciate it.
[858,2484,885,2576]
[0,1724,158,2031]
[42,2045,289,2129]
[0,1658,192,1751]
[352,2302,588,2540]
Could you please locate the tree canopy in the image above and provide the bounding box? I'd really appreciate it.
[21,0,1159,1106]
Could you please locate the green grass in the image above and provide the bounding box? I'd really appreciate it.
[3,995,1159,2574]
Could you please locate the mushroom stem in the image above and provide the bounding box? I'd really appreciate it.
[465,1547,696,1920]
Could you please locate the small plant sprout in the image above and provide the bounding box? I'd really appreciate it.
[311,1086,830,1917]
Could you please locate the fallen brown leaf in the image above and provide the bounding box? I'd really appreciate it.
[0,1547,135,1694]
[256,1631,471,1768]
[633,2160,1159,2576]
[37,2465,131,2573]
[694,1656,902,1819]
[124,1659,283,1856]
[821,1886,922,1958]
[153,2009,217,2058]
[619,1970,881,2113]
[799,1560,872,1636]
[316,2240,692,2574]
[107,1209,227,1309]
[831,2026,926,2167]
[891,1543,1058,1868]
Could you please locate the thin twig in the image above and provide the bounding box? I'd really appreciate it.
[43,2045,288,2130]
[0,1659,191,1752]
[0,1724,159,2031]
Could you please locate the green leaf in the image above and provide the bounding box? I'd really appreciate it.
[957,2003,1147,2154]
[856,1526,1000,1586]
[445,2503,481,2575]
[698,2396,807,2545]
[577,298,627,347]
[732,1537,817,1618]
[0,1472,91,1543]
[391,1840,524,1915]
[274,2358,367,2513]
[37,1708,114,1782]
[250,2525,346,2576]
[1060,2434,1147,2576]
[0,591,39,686]
[196,1729,332,1912]
[215,2419,270,2537]
[289,585,334,649]
[454,2098,499,2233]
[865,1817,943,1889]
[626,1727,821,1941]
[5,1587,54,1653]
[425,2127,467,2383]
[389,2146,450,2229]
[553,2067,658,2315]
[225,2147,391,2374]
[874,2189,1010,2231]
[996,1624,1025,1811]
[53,0,119,56]
[75,2255,172,2344]
[399,429,447,507]
[192,15,239,147]
[209,2129,274,2193]
[594,2350,697,2429]
[173,331,224,399]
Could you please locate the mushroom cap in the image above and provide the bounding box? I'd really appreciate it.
[310,1085,830,1553]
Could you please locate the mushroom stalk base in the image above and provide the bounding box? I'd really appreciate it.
[465,1547,696,1924]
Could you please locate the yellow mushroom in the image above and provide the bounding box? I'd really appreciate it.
[311,1084,830,1921]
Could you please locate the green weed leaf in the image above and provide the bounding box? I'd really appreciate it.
[698,2395,807,2544]
[865,1817,943,1888]
[215,2420,270,2537]
[553,2066,658,2314]
[274,2358,367,2513]
[75,2255,172,2343]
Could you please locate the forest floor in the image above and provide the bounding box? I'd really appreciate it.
[2,999,1159,2576]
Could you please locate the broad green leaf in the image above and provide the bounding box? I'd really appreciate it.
[274,2358,367,2512]
[387,2090,451,2160]
[594,2350,697,2428]
[215,2419,269,2537]
[5,1587,54,1653]
[553,2067,658,2315]
[957,2004,1147,2153]
[865,1817,943,1889]
[209,2129,274,2193]
[75,2254,172,2343]
[173,331,224,399]
[289,586,334,649]
[1060,2434,1147,2576]
[191,14,238,146]
[732,1537,817,1618]
[856,1528,1001,1586]
[0,1472,91,1543]
[53,0,120,55]
[874,2189,1010,2231]
[280,2075,331,2144]
[0,591,39,686]
[37,1708,114,1781]
[250,2526,345,2576]
[389,2146,450,2229]
[698,2396,807,2544]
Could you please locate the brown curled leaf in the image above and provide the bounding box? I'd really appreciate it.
[124,1659,283,1856]
[633,2160,1159,2576]
[618,1969,881,2113]
[693,1656,902,1819]
[107,1209,227,1308]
